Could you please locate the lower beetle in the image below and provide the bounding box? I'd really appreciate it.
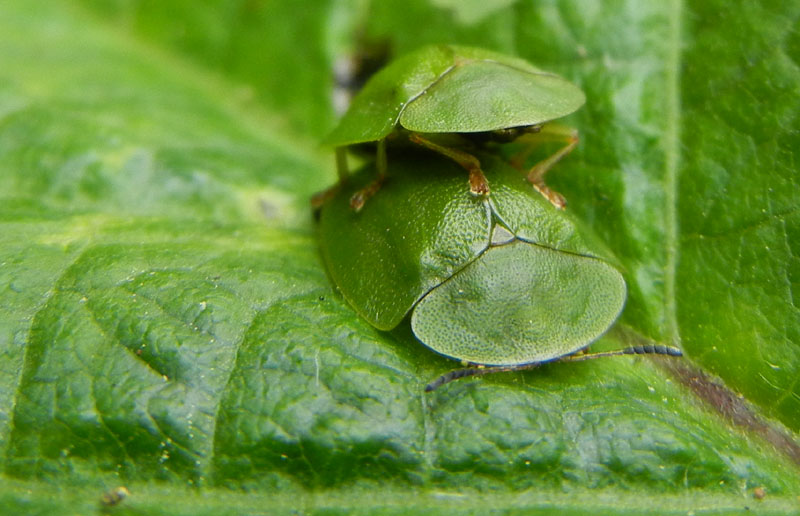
[316,152,681,390]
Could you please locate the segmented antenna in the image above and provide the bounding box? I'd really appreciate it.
[425,345,683,392]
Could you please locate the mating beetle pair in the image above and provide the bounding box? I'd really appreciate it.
[317,45,681,390]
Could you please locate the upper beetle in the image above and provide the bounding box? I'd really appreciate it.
[321,44,586,210]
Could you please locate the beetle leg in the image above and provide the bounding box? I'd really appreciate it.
[312,147,351,212]
[348,140,388,212]
[349,173,387,212]
[408,133,490,196]
[335,147,349,181]
[376,138,387,177]
[512,124,579,210]
[526,140,576,210]
[310,183,342,213]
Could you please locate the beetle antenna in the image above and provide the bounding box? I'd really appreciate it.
[425,345,683,392]
[562,344,683,362]
[425,364,531,392]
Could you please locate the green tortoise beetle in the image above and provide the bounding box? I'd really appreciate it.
[321,44,586,211]
[316,152,682,391]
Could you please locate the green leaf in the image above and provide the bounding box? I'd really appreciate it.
[1,0,798,514]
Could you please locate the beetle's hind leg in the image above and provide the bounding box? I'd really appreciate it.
[408,133,490,196]
[349,139,389,212]
[512,124,579,210]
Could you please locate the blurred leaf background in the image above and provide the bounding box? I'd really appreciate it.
[0,0,798,514]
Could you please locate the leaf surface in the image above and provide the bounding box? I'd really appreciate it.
[0,0,798,513]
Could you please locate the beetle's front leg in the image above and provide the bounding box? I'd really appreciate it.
[310,183,341,213]
[512,123,579,210]
[311,147,351,211]
[408,133,490,196]
[349,139,388,212]
[335,146,350,181]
